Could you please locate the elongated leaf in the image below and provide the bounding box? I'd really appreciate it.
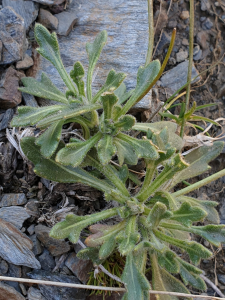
[97,135,117,165]
[36,120,64,158]
[170,202,207,227]
[114,115,136,131]
[118,60,161,116]
[34,24,77,95]
[101,93,118,119]
[146,202,172,228]
[117,133,159,160]
[70,61,85,97]
[190,225,225,247]
[113,138,138,166]
[170,142,224,187]
[157,250,179,274]
[121,253,151,300]
[114,83,134,105]
[56,132,102,167]
[11,105,65,127]
[189,115,220,126]
[86,30,107,102]
[93,69,127,103]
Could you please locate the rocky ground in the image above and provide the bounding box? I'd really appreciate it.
[0,0,225,299]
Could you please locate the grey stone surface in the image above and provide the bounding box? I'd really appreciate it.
[0,206,30,229]
[56,11,77,36]
[5,263,22,292]
[201,0,211,11]
[2,0,39,30]
[16,54,34,70]
[22,92,38,107]
[176,50,188,63]
[0,193,27,207]
[27,224,35,235]
[27,287,46,300]
[29,0,156,111]
[160,60,200,96]
[0,282,25,300]
[39,249,56,271]
[202,18,213,30]
[38,8,58,30]
[0,6,26,64]
[0,108,14,131]
[0,218,41,269]
[32,0,64,5]
[30,234,43,256]
[28,270,87,300]
[155,31,171,56]
[0,260,8,275]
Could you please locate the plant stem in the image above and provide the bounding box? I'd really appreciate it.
[145,0,154,66]
[172,168,225,197]
[180,0,194,138]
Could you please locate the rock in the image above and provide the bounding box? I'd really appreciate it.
[0,6,26,64]
[182,38,189,46]
[27,224,35,235]
[0,193,27,207]
[218,274,225,285]
[176,50,188,63]
[0,260,8,275]
[0,282,25,300]
[0,206,30,229]
[0,67,24,109]
[56,11,77,36]
[39,249,56,271]
[2,0,39,31]
[155,31,171,56]
[168,20,177,29]
[65,252,93,284]
[28,270,87,300]
[30,234,43,256]
[6,263,22,292]
[161,60,200,96]
[193,45,202,61]
[0,218,41,268]
[25,199,40,217]
[180,11,189,20]
[27,287,46,300]
[201,0,211,11]
[197,31,209,50]
[0,108,14,131]
[35,224,70,256]
[31,0,64,5]
[202,18,213,30]
[16,54,34,70]
[38,8,58,30]
[22,92,38,107]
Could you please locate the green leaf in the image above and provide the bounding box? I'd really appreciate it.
[11,105,65,127]
[77,247,104,265]
[19,73,69,104]
[146,202,172,228]
[92,69,127,103]
[100,93,118,120]
[118,60,161,117]
[70,61,85,97]
[121,253,151,300]
[189,115,221,126]
[157,250,180,274]
[86,30,107,102]
[117,133,159,160]
[195,103,219,111]
[114,115,136,131]
[170,142,224,187]
[190,224,225,247]
[113,138,138,166]
[114,83,134,105]
[55,132,102,167]
[170,202,207,227]
[35,120,64,158]
[34,24,77,95]
[97,135,117,165]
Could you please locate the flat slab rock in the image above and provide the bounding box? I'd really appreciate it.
[0,193,27,207]
[0,218,41,269]
[28,270,88,300]
[29,0,154,111]
[0,282,25,300]
[0,206,30,229]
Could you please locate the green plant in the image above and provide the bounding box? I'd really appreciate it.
[11,23,225,300]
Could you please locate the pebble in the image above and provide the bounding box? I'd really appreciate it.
[218,274,225,285]
[202,18,213,30]
[201,0,211,11]
[197,31,209,49]
[0,260,8,275]
[176,50,188,63]
[56,11,78,36]
[27,224,35,235]
[6,263,22,292]
[0,193,27,207]
[38,8,58,30]
[30,234,43,256]
[193,46,202,61]
[27,287,46,300]
[0,282,25,300]
[155,31,171,55]
[182,38,189,46]
[180,11,189,20]
[0,206,30,229]
[22,92,38,107]
[16,54,34,70]
[0,108,14,131]
[39,249,56,271]
[168,20,177,29]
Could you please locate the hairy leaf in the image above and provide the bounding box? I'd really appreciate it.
[113,138,138,166]
[101,93,118,119]
[77,247,104,265]
[157,250,180,274]
[114,115,136,131]
[190,224,225,247]
[97,135,117,165]
[70,61,85,97]
[146,202,172,228]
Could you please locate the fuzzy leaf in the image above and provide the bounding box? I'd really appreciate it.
[97,135,117,165]
[114,115,136,131]
[101,93,118,119]
[36,120,64,158]
[190,225,225,247]
[157,250,179,274]
[170,202,207,227]
[70,61,85,97]
[93,69,127,103]
[121,254,151,300]
[19,73,69,104]
[146,202,172,228]
[113,138,138,166]
[34,24,77,94]
[55,132,102,167]
[77,247,104,265]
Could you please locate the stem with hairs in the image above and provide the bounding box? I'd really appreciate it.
[145,0,154,66]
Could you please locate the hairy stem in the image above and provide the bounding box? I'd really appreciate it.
[145,0,154,66]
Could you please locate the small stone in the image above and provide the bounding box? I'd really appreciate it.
[0,260,8,274]
[2,0,39,30]
[39,249,56,271]
[0,206,30,229]
[182,38,189,46]
[65,252,93,284]
[19,284,26,296]
[0,67,24,109]
[22,92,38,107]
[25,199,40,217]
[0,6,26,65]
[218,274,225,285]
[0,108,14,131]
[30,234,43,256]
[168,20,177,29]
[28,270,87,300]
[0,193,27,207]
[155,31,171,55]
[197,31,209,49]
[16,54,34,70]
[27,224,35,235]
[56,11,77,36]
[180,10,189,20]
[168,57,176,65]
[38,8,58,30]
[27,287,46,300]
[201,0,211,11]
[6,264,22,292]
[0,282,25,300]
[176,50,188,63]
[193,45,202,61]
[202,18,213,30]
[204,240,210,247]
[35,224,70,256]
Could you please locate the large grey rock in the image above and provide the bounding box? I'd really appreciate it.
[0,206,30,229]
[0,6,26,64]
[28,0,155,111]
[0,282,25,300]
[160,60,201,96]
[2,0,39,30]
